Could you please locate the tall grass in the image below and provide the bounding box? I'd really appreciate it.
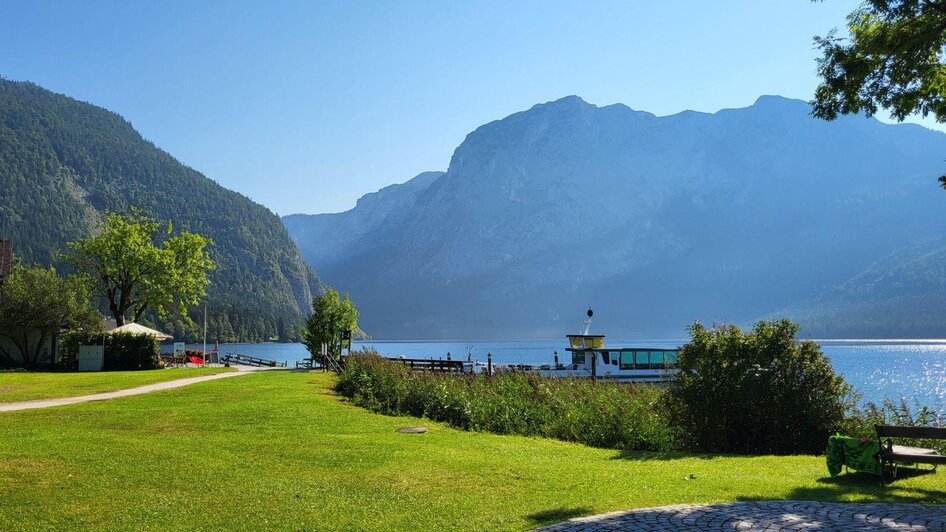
[336,352,674,451]
[841,398,946,453]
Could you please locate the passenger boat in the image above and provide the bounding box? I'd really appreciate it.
[534,308,680,382]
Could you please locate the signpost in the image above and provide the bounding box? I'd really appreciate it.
[202,304,208,366]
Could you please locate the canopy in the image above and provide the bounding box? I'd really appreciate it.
[109,322,173,341]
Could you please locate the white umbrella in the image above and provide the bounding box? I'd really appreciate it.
[109,322,173,341]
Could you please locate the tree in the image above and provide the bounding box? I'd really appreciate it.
[813,1,946,123]
[0,264,101,367]
[813,1,946,188]
[65,209,214,326]
[302,289,359,362]
[663,320,853,454]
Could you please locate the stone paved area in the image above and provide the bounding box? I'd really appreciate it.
[536,501,946,531]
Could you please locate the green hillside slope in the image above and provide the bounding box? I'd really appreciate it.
[0,78,320,342]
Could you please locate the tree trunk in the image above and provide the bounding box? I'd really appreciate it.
[20,332,36,368]
[107,291,124,326]
[0,333,24,366]
[115,288,132,326]
[27,330,47,367]
[133,302,149,323]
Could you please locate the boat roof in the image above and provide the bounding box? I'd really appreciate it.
[567,346,679,352]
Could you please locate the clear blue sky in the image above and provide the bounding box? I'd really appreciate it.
[3,0,920,215]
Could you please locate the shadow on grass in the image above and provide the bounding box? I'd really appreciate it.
[737,469,946,503]
[525,507,592,527]
[610,449,717,461]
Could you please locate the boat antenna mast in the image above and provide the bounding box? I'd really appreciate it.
[581,307,593,335]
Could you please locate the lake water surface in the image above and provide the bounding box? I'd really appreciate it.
[181,339,946,412]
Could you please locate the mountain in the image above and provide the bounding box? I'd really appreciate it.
[284,95,946,339]
[782,238,946,338]
[0,78,320,342]
[283,171,444,269]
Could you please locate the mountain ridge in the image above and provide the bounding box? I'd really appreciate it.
[284,94,946,339]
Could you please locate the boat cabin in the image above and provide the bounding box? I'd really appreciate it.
[569,347,678,371]
[538,310,680,382]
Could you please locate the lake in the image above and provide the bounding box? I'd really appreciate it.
[175,339,946,412]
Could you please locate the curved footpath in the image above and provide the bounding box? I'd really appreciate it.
[0,366,274,413]
[536,501,946,531]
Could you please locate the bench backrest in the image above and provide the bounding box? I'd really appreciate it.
[876,424,946,440]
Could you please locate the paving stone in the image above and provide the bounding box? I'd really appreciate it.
[534,501,946,531]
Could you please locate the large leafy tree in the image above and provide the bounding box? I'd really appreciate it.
[0,264,101,367]
[302,289,359,362]
[813,0,946,187]
[813,0,946,123]
[65,210,214,326]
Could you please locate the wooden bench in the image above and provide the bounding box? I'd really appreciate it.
[875,425,946,483]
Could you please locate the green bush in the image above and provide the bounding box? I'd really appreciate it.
[663,320,853,455]
[336,351,674,451]
[59,332,160,371]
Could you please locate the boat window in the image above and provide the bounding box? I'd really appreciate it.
[601,352,610,365]
[571,351,585,365]
[664,351,678,368]
[635,351,649,368]
[620,351,634,370]
[649,351,662,369]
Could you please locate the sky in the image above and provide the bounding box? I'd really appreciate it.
[2,0,927,215]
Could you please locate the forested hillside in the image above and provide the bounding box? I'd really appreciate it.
[0,78,320,342]
[783,238,946,338]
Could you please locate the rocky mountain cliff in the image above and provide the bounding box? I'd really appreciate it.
[286,95,946,339]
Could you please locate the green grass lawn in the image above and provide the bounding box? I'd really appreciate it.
[0,367,235,403]
[0,371,942,531]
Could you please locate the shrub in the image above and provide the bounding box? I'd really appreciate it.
[336,351,674,451]
[663,320,853,455]
[59,331,160,371]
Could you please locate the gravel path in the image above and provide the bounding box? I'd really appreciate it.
[0,366,270,413]
[535,501,946,531]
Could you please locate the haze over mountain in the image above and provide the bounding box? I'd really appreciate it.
[0,78,320,342]
[285,95,946,339]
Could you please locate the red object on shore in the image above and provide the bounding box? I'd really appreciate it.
[189,356,204,365]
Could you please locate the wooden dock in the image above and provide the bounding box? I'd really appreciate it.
[386,357,468,373]
[223,353,287,368]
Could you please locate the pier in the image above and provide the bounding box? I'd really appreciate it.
[223,353,287,368]
[388,357,468,373]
